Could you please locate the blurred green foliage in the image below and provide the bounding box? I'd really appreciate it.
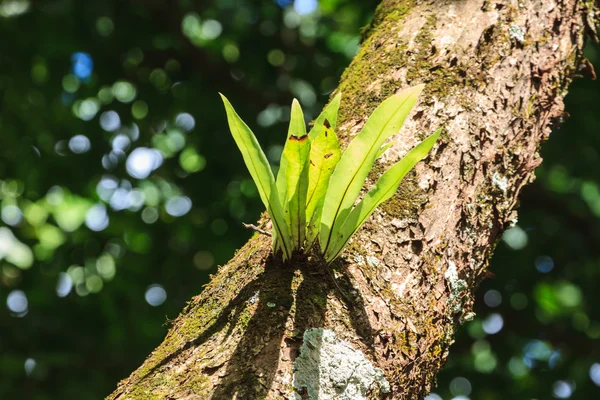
[0,1,598,399]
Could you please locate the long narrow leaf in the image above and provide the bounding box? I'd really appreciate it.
[276,99,305,213]
[324,129,441,262]
[319,85,424,254]
[220,94,292,260]
[308,93,342,140]
[305,122,341,249]
[283,133,311,250]
[275,99,309,251]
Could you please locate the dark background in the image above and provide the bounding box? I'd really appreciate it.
[0,1,598,399]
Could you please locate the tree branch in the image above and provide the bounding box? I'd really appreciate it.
[108,0,596,398]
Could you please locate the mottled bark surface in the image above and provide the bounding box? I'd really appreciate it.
[108,0,596,399]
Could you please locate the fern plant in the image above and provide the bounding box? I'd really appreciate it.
[220,85,440,263]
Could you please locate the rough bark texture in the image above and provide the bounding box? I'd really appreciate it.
[108,0,597,399]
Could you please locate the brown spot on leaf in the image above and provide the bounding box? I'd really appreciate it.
[323,119,331,129]
[290,135,308,142]
[324,153,333,159]
[289,134,309,142]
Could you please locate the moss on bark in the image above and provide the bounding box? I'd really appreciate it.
[107,0,595,398]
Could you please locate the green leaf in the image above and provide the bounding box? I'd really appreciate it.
[308,93,342,140]
[276,99,305,211]
[305,122,341,249]
[219,94,292,260]
[324,129,441,262]
[276,99,310,251]
[282,133,311,250]
[319,85,424,254]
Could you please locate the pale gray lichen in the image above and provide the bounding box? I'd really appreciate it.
[460,311,476,324]
[492,172,508,194]
[445,261,468,314]
[366,256,380,268]
[509,24,525,43]
[292,328,390,399]
[248,291,260,304]
[353,254,365,265]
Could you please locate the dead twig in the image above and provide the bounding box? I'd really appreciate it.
[242,223,272,237]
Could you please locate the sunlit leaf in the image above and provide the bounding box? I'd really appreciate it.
[220,94,292,260]
[276,99,306,206]
[305,121,341,249]
[282,133,311,250]
[276,99,310,251]
[324,129,440,262]
[308,93,341,140]
[319,85,424,255]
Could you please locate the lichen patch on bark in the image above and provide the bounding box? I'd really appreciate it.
[291,328,390,399]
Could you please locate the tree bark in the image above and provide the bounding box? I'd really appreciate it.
[108,0,597,399]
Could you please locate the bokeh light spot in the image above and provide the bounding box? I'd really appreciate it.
[175,113,195,132]
[201,20,223,40]
[56,272,73,297]
[71,52,93,80]
[179,148,206,173]
[68,135,91,154]
[145,284,167,306]
[98,86,114,104]
[100,110,121,132]
[0,0,31,18]
[267,49,286,66]
[86,275,104,293]
[7,289,28,315]
[165,196,192,217]
[76,98,100,121]
[590,363,600,386]
[62,74,80,93]
[96,176,118,202]
[1,204,23,226]
[112,134,130,152]
[96,16,114,37]
[502,225,528,250]
[113,81,137,103]
[556,282,582,308]
[132,100,149,119]
[24,358,36,376]
[482,313,504,334]
[535,255,554,273]
[222,44,240,63]
[294,0,318,15]
[552,380,574,399]
[126,147,163,179]
[141,207,159,224]
[275,0,293,7]
[483,289,502,308]
[508,356,529,378]
[449,376,472,396]
[290,79,316,106]
[97,254,116,281]
[85,204,109,231]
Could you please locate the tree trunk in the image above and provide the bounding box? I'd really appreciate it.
[108,0,596,399]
